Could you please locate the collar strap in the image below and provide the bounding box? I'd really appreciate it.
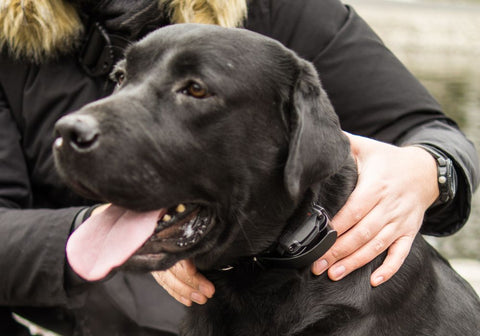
[78,22,131,77]
[255,204,337,269]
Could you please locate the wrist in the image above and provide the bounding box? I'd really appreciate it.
[407,146,440,207]
[413,144,458,207]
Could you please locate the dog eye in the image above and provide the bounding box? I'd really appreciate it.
[182,81,210,99]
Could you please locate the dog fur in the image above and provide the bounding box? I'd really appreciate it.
[54,24,480,336]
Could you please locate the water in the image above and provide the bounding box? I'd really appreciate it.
[346,0,480,260]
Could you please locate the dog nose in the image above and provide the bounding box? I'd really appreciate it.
[55,114,100,152]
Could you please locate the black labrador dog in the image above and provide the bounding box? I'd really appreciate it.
[54,24,480,335]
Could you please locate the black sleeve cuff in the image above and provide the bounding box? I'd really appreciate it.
[65,205,103,295]
[397,120,478,236]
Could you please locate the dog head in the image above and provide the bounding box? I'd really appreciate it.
[54,24,350,280]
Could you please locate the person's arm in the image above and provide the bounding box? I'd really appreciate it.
[0,86,85,306]
[278,1,479,284]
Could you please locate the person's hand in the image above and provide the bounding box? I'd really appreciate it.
[312,133,439,286]
[151,259,215,306]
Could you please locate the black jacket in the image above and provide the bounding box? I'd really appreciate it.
[0,0,478,334]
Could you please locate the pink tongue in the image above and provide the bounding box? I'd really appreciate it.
[66,204,162,281]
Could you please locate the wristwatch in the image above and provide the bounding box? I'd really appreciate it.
[418,145,458,205]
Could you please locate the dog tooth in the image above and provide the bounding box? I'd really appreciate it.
[162,214,172,222]
[176,204,186,213]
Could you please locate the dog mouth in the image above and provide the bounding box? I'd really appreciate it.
[66,203,214,281]
[135,204,212,254]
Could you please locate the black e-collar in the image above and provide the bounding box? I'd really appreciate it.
[217,203,337,271]
[255,203,337,269]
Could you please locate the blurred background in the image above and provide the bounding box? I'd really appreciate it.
[344,0,480,291]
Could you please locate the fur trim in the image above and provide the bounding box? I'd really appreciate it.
[164,0,247,27]
[0,0,247,62]
[0,0,84,62]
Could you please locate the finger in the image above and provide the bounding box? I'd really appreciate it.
[326,223,398,281]
[329,133,383,235]
[169,260,215,297]
[370,235,414,287]
[312,204,385,275]
[327,236,391,281]
[151,261,215,306]
[151,270,194,306]
[330,181,380,236]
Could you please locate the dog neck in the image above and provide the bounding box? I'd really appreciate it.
[217,155,358,272]
[218,198,337,271]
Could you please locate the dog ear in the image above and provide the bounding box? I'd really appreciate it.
[284,59,350,203]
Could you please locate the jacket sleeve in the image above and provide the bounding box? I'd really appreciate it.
[398,120,479,235]
[249,0,479,235]
[0,86,82,306]
[309,3,479,235]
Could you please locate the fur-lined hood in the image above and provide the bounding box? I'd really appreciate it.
[0,0,247,62]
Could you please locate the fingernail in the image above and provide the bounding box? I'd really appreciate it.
[330,265,346,280]
[191,292,206,304]
[372,275,385,287]
[313,259,328,275]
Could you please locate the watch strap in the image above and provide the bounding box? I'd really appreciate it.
[416,144,457,205]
